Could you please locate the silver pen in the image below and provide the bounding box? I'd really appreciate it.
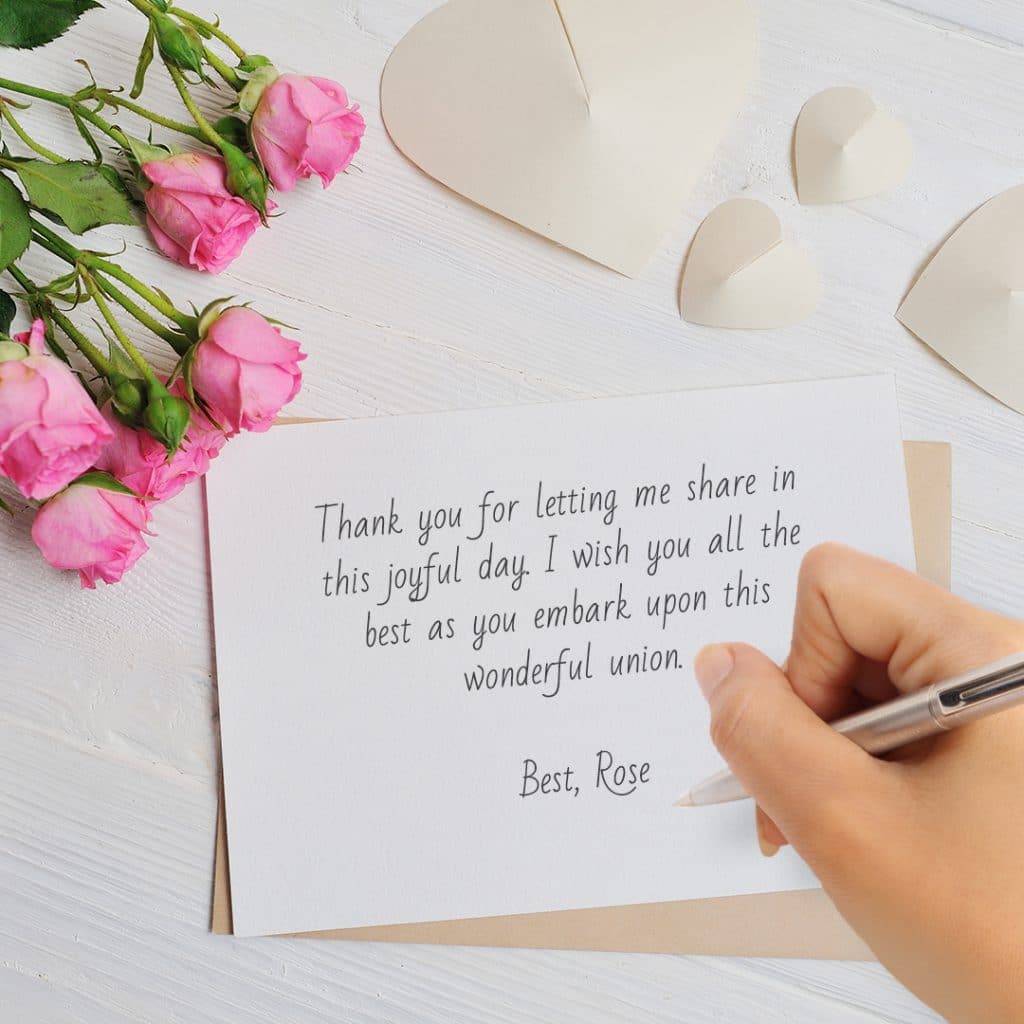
[676,651,1024,807]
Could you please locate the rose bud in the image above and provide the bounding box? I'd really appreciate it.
[167,377,229,461]
[109,374,148,426]
[141,378,192,455]
[190,306,305,434]
[251,74,365,191]
[95,380,228,503]
[141,152,264,273]
[31,473,152,589]
[151,12,206,77]
[0,319,113,501]
[219,139,270,222]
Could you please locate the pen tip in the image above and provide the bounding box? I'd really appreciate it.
[673,792,694,808]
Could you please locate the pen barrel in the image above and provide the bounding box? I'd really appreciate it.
[833,688,945,755]
[684,653,1024,806]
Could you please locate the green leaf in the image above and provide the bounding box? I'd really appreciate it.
[97,163,135,202]
[0,495,16,515]
[0,174,31,271]
[71,470,139,497]
[121,133,173,172]
[131,23,156,99]
[0,0,101,50]
[10,160,136,234]
[0,290,15,335]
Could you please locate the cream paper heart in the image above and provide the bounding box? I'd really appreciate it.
[381,0,756,278]
[897,185,1024,414]
[795,87,912,205]
[679,199,821,329]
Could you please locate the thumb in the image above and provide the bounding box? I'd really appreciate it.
[695,643,891,848]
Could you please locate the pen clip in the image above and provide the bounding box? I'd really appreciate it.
[937,666,1024,712]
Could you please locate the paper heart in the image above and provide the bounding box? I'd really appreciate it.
[897,185,1024,414]
[679,199,821,329]
[381,0,756,278]
[795,87,912,204]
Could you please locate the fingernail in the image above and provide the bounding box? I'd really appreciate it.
[694,644,734,701]
[756,816,780,859]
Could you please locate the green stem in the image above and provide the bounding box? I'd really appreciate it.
[0,103,64,162]
[29,218,194,332]
[94,90,204,141]
[171,7,247,61]
[90,257,192,330]
[28,220,79,263]
[163,62,223,148]
[123,0,160,19]
[0,76,129,149]
[8,266,113,378]
[31,224,189,354]
[4,265,73,367]
[49,309,114,379]
[94,275,189,354]
[200,47,243,91]
[81,272,156,381]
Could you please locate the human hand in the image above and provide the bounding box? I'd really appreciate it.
[693,544,1024,1024]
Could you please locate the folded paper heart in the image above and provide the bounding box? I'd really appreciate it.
[679,199,821,329]
[795,87,912,205]
[897,185,1024,414]
[381,0,756,278]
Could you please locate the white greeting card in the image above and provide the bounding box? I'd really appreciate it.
[207,376,915,937]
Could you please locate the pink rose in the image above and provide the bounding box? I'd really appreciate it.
[32,478,152,589]
[0,320,113,501]
[252,74,365,191]
[93,384,228,503]
[142,152,263,274]
[191,307,305,434]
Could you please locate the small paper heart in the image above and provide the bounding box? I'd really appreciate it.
[897,185,1024,414]
[795,87,912,204]
[680,199,821,329]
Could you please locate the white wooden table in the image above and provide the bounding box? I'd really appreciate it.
[2,1,1022,1020]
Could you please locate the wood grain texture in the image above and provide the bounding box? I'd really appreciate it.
[1,0,1022,1020]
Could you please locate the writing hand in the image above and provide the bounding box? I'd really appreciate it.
[694,544,1024,1024]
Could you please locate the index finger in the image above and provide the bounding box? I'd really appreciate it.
[785,544,1022,722]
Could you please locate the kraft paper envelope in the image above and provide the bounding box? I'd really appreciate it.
[212,441,951,958]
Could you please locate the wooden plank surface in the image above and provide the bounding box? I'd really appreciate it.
[2,0,1022,1020]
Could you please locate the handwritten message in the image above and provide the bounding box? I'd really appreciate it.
[313,463,806,800]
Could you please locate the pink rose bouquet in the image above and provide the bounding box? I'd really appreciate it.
[0,0,363,587]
